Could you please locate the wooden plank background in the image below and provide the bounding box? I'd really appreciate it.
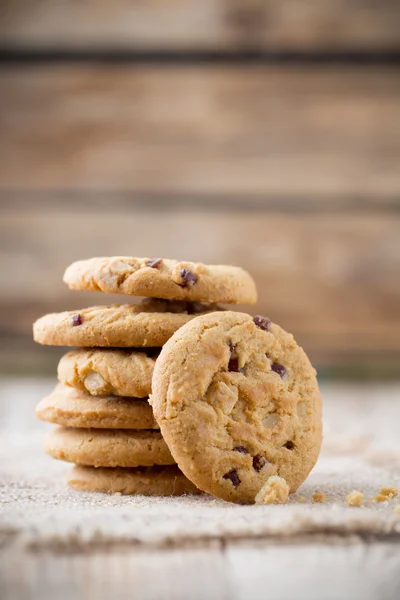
[0,66,399,197]
[1,0,399,51]
[0,2,399,377]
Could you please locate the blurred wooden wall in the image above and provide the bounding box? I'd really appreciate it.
[0,1,399,377]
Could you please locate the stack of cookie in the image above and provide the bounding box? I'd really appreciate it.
[33,256,257,496]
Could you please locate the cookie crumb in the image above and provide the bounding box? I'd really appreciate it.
[255,476,289,505]
[346,490,364,507]
[113,492,122,496]
[374,494,388,503]
[394,505,400,515]
[374,486,398,503]
[312,492,326,503]
[296,496,306,503]
[378,486,398,500]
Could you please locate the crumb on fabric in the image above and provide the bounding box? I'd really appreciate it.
[255,476,289,505]
[297,496,306,503]
[113,492,122,496]
[394,506,400,515]
[374,494,389,503]
[374,485,398,503]
[378,486,398,499]
[346,490,364,507]
[312,492,326,503]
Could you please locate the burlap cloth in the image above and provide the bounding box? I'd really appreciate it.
[1,381,399,550]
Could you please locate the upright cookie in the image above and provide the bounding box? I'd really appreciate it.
[69,465,200,496]
[64,256,257,304]
[151,311,322,504]
[58,348,155,398]
[36,384,158,429]
[33,299,221,347]
[45,427,174,467]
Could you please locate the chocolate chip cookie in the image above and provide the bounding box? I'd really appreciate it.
[33,299,221,348]
[58,348,155,398]
[36,384,158,429]
[69,465,200,496]
[64,256,257,304]
[151,311,322,504]
[45,427,175,467]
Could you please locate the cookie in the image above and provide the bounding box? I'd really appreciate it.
[45,427,174,467]
[58,348,155,398]
[36,384,158,429]
[33,299,221,348]
[151,311,322,504]
[63,256,257,304]
[68,465,200,496]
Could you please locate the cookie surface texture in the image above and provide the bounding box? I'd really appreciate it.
[68,465,200,496]
[58,348,155,398]
[151,311,322,504]
[45,427,174,467]
[33,300,222,347]
[64,257,257,304]
[36,384,158,430]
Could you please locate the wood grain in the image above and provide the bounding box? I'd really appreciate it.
[3,541,400,600]
[1,1,399,52]
[1,204,399,370]
[0,66,399,198]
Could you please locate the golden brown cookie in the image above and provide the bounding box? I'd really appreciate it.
[36,384,158,430]
[68,465,200,496]
[64,256,257,304]
[33,299,222,347]
[58,348,155,398]
[45,427,175,467]
[151,311,322,504]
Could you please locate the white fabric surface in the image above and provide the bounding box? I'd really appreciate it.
[1,381,399,549]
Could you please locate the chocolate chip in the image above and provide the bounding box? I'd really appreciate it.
[233,446,248,454]
[227,342,244,373]
[253,315,271,331]
[179,268,198,288]
[228,357,245,374]
[271,363,286,378]
[223,469,241,486]
[283,441,295,450]
[252,454,267,472]
[71,314,82,327]
[146,258,163,269]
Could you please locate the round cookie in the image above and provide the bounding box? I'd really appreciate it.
[33,299,222,348]
[68,465,200,496]
[45,427,175,467]
[151,311,322,504]
[64,256,257,304]
[58,348,155,398]
[36,384,158,429]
